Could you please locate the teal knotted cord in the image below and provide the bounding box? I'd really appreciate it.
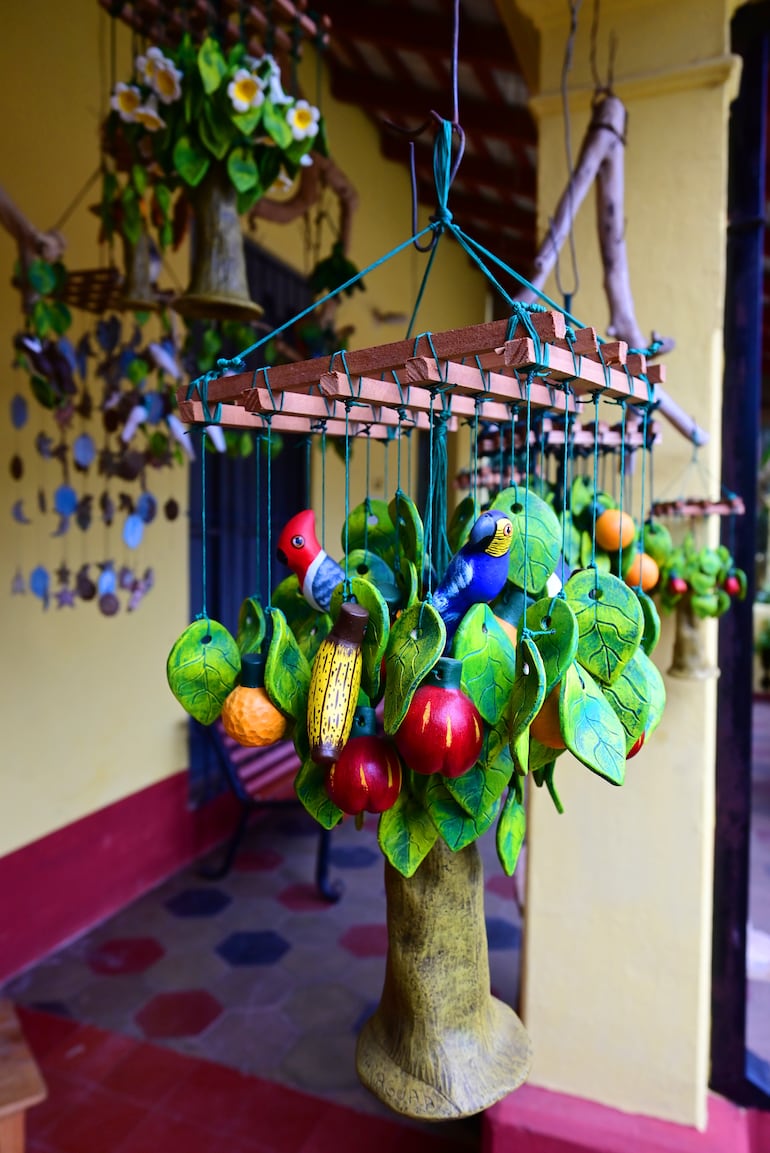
[635,404,650,585]
[560,384,573,580]
[265,417,273,610]
[509,405,517,490]
[363,430,372,559]
[470,398,480,507]
[343,402,352,600]
[255,430,262,592]
[320,422,327,548]
[617,400,627,577]
[590,394,600,572]
[518,373,534,639]
[198,429,209,627]
[304,436,312,508]
[383,437,390,506]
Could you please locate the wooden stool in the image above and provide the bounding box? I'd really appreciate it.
[0,1001,46,1153]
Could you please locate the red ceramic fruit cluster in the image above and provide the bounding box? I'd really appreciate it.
[325,707,402,815]
[393,657,483,779]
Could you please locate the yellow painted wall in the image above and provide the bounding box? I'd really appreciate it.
[0,4,485,858]
[510,0,741,1127]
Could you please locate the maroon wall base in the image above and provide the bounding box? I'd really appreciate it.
[0,773,239,984]
[484,1084,769,1153]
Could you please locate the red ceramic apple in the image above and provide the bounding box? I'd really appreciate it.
[668,575,688,596]
[723,573,741,597]
[394,657,483,778]
[325,706,402,815]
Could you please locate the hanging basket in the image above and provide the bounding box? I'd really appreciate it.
[172,165,263,324]
[668,592,719,680]
[356,837,532,1120]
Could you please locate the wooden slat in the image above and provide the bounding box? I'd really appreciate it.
[405,357,577,413]
[289,374,516,424]
[178,400,391,437]
[502,337,651,402]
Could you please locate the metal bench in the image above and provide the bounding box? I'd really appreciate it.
[197,722,340,902]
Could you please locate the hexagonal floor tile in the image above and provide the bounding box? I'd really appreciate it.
[328,844,380,869]
[215,930,290,966]
[164,888,232,918]
[135,989,223,1038]
[339,924,388,958]
[277,883,336,912]
[232,847,283,872]
[87,937,165,976]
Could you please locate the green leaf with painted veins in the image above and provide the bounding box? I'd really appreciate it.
[636,589,661,656]
[198,37,227,93]
[419,775,501,851]
[383,601,445,733]
[237,595,266,655]
[166,618,240,724]
[453,604,516,725]
[331,577,389,702]
[378,789,438,877]
[602,649,651,753]
[447,495,478,553]
[445,717,512,817]
[396,558,419,609]
[509,635,546,750]
[559,662,626,785]
[491,487,561,594]
[343,499,397,565]
[389,491,424,577]
[496,786,527,876]
[637,648,666,739]
[525,595,579,693]
[264,607,311,722]
[294,756,343,830]
[565,568,644,684]
[292,611,332,664]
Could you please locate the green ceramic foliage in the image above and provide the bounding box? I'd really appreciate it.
[525,596,579,694]
[378,789,439,877]
[559,662,626,785]
[418,775,501,851]
[271,573,316,629]
[264,607,311,723]
[444,718,512,818]
[532,760,564,813]
[395,557,419,610]
[236,595,266,655]
[389,491,424,578]
[529,736,564,775]
[294,755,343,830]
[383,601,446,734]
[343,499,397,565]
[453,604,516,726]
[558,512,582,568]
[509,636,546,746]
[580,531,611,573]
[446,495,478,553]
[565,568,644,685]
[602,649,652,753]
[166,618,240,725]
[570,475,594,520]
[331,577,390,703]
[291,611,333,663]
[636,648,666,740]
[345,549,396,592]
[496,785,527,876]
[491,487,561,594]
[636,589,661,656]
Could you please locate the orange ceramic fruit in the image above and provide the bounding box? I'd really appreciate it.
[595,509,636,552]
[623,551,660,592]
[221,685,288,746]
[530,683,566,749]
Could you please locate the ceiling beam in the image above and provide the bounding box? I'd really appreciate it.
[379,132,536,201]
[323,1,525,74]
[328,68,536,146]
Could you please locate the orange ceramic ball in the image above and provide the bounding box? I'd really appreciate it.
[221,685,288,747]
[624,551,660,593]
[595,509,636,552]
[530,683,566,749]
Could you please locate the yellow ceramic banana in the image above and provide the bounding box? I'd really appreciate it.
[307,601,369,765]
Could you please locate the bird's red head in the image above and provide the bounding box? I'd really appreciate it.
[276,509,323,584]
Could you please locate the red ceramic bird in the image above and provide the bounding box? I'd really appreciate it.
[276,509,345,613]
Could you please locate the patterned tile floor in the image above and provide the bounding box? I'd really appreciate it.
[5,807,521,1130]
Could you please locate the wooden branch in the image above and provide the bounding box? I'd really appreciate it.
[250,154,359,255]
[0,185,66,311]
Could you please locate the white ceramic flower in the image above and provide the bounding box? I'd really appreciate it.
[133,95,165,132]
[111,82,142,123]
[135,46,166,85]
[227,68,265,113]
[286,100,320,142]
[135,47,182,104]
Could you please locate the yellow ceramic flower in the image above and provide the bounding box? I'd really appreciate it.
[152,59,183,105]
[286,100,320,142]
[227,68,265,113]
[135,46,166,85]
[133,95,165,132]
[111,82,142,123]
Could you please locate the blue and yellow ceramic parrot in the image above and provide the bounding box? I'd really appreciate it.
[432,509,514,643]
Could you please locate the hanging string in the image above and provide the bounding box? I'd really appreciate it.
[343,403,352,599]
[364,430,371,558]
[198,429,209,625]
[519,373,534,636]
[470,400,480,509]
[635,404,649,575]
[560,386,573,580]
[554,0,583,306]
[590,394,600,571]
[265,419,273,610]
[304,435,312,508]
[320,423,327,548]
[616,400,627,576]
[509,405,517,489]
[383,437,390,504]
[255,431,262,595]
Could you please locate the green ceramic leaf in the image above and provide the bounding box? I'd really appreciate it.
[345,549,395,591]
[636,589,661,656]
[559,662,626,785]
[420,775,501,851]
[343,499,397,565]
[570,476,594,519]
[453,604,516,725]
[491,487,561,594]
[272,573,323,632]
[166,618,240,725]
[525,595,579,694]
[532,761,564,814]
[383,601,446,734]
[172,135,210,187]
[389,492,424,576]
[491,581,532,630]
[378,789,438,877]
[396,558,419,609]
[580,531,611,573]
[264,607,311,723]
[227,146,259,193]
[691,591,720,618]
[445,722,512,818]
[602,649,651,753]
[496,786,527,876]
[565,568,644,685]
[292,611,333,663]
[331,577,389,703]
[529,736,564,775]
[199,102,231,160]
[237,596,266,655]
[198,36,227,93]
[262,99,294,150]
[447,495,478,553]
[294,756,343,830]
[637,648,666,740]
[558,512,582,568]
[509,636,546,775]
